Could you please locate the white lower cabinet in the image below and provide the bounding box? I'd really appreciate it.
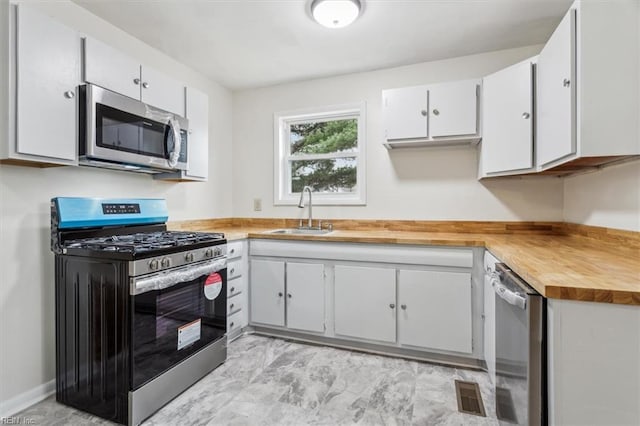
[334,265,396,343]
[286,262,325,333]
[249,260,325,332]
[397,269,472,354]
[249,259,285,327]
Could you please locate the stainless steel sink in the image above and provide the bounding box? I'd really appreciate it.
[267,228,332,235]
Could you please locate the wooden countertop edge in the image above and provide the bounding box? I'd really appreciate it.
[170,222,640,306]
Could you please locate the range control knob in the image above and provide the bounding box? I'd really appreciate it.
[205,248,213,258]
[184,252,194,262]
[148,259,159,270]
[214,247,222,257]
[161,257,171,268]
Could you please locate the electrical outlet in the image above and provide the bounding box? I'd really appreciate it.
[253,198,262,211]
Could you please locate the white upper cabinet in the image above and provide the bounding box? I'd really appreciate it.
[535,0,639,172]
[184,87,208,180]
[383,86,428,140]
[398,270,472,354]
[382,79,481,148]
[3,4,80,165]
[140,66,185,116]
[83,37,141,101]
[334,265,396,343]
[428,80,478,138]
[536,10,576,168]
[286,262,325,333]
[83,36,185,116]
[480,57,535,176]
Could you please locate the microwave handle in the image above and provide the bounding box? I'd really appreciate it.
[166,116,182,168]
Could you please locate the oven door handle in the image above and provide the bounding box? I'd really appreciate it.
[493,277,527,310]
[131,259,226,295]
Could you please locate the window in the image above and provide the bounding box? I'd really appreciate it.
[274,102,366,205]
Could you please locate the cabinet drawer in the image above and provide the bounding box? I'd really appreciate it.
[228,260,243,279]
[227,276,245,298]
[227,241,243,260]
[227,310,245,333]
[227,294,244,315]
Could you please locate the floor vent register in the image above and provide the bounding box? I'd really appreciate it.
[454,380,486,417]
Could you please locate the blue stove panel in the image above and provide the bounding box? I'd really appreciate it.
[53,197,168,229]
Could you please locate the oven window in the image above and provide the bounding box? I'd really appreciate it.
[131,271,226,389]
[96,104,168,159]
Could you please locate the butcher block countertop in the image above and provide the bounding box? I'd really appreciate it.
[169,219,640,306]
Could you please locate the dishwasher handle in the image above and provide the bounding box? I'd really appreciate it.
[491,275,527,309]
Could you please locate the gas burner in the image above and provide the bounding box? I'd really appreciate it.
[62,231,226,258]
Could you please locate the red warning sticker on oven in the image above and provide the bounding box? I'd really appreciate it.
[204,272,222,300]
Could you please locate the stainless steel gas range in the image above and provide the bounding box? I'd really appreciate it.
[50,197,228,425]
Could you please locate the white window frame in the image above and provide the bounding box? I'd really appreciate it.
[273,102,366,205]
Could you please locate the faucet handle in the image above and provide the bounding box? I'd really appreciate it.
[324,221,333,231]
[298,219,303,229]
[317,219,322,230]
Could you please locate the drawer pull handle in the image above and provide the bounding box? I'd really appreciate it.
[230,287,235,292]
[230,268,235,274]
[230,249,235,254]
[230,304,234,309]
[230,322,234,327]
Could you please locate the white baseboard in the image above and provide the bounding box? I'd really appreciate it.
[0,379,55,418]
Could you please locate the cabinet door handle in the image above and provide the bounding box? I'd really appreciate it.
[563,78,570,87]
[278,292,283,297]
[432,109,440,116]
[142,82,150,89]
[133,78,141,85]
[389,303,395,309]
[287,293,292,298]
[401,304,407,310]
[63,91,75,99]
[420,110,427,117]
[522,112,530,119]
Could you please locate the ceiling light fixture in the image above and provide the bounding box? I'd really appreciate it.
[311,0,361,29]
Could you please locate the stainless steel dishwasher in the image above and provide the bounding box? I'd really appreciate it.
[491,263,546,425]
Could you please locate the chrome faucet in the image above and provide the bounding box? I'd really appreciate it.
[297,186,314,228]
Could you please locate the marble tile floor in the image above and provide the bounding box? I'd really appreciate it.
[16,334,498,425]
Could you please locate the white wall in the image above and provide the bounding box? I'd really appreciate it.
[0,0,233,412]
[563,161,640,231]
[232,46,565,221]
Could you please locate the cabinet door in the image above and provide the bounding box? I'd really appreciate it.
[249,259,285,327]
[536,9,576,168]
[334,265,396,343]
[141,66,185,116]
[482,60,534,174]
[429,80,478,137]
[16,5,79,162]
[184,87,208,179]
[383,86,428,140]
[286,262,324,333]
[483,272,496,384]
[398,270,472,353]
[83,36,141,100]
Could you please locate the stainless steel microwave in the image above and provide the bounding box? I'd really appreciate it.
[79,84,188,173]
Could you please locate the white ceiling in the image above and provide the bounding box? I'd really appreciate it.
[73,0,573,90]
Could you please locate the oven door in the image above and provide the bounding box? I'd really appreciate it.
[130,259,227,390]
[82,84,188,171]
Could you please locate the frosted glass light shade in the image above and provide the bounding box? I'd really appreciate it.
[311,0,361,29]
